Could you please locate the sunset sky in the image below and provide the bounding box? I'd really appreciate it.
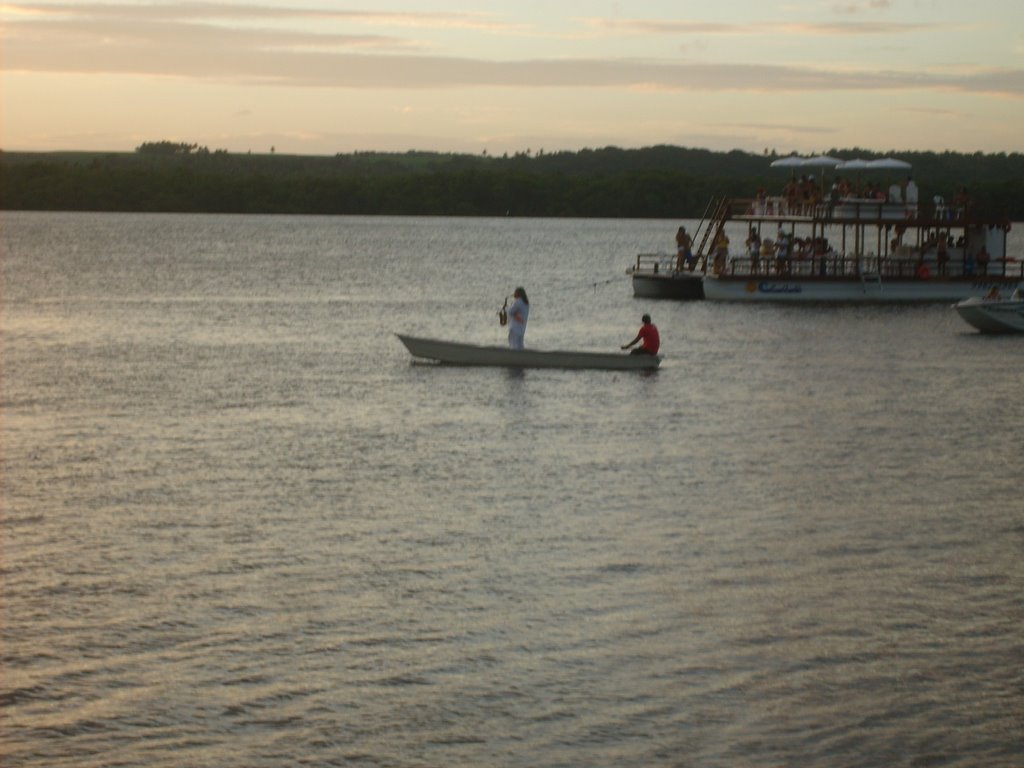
[2,1,1023,156]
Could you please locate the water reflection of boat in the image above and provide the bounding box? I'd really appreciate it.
[954,292,1024,333]
[396,334,662,370]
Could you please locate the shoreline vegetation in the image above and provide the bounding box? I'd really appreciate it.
[2,143,1023,219]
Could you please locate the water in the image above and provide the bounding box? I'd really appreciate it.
[2,211,1022,767]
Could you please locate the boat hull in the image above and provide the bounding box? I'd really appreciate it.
[397,334,661,370]
[631,272,704,300]
[954,298,1024,333]
[703,275,1023,303]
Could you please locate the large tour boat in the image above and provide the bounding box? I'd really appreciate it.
[632,158,1023,303]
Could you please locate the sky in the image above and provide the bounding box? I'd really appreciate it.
[2,1,1024,156]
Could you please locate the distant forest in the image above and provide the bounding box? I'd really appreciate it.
[3,142,1024,219]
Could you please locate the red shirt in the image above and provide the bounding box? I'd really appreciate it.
[639,323,660,354]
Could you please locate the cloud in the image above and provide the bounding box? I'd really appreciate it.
[584,18,747,35]
[2,2,1020,98]
[718,122,838,136]
[0,2,529,56]
[5,32,1022,99]
[896,106,962,118]
[582,16,938,36]
[832,0,893,14]
[0,2,515,30]
[6,16,423,52]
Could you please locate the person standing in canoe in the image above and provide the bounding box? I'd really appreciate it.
[622,314,660,356]
[500,287,530,350]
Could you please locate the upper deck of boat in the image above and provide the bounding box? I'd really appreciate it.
[727,195,997,231]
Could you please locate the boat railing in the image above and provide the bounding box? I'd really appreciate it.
[631,252,677,274]
[721,254,863,278]
[631,246,710,275]
[721,253,1024,280]
[734,197,888,220]
[729,195,991,225]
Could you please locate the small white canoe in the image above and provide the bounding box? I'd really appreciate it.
[954,297,1024,334]
[397,334,661,370]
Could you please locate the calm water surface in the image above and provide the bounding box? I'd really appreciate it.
[2,212,1022,767]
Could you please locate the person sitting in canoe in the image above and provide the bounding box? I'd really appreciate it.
[622,314,660,356]
[502,287,529,350]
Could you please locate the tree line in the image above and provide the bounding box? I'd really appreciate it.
[2,145,1023,219]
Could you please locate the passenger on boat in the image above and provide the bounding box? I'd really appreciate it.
[904,176,918,215]
[775,230,792,274]
[783,179,800,215]
[976,245,990,276]
[818,242,835,277]
[505,287,529,350]
[888,181,902,204]
[936,236,950,276]
[794,238,810,262]
[753,187,767,215]
[916,259,931,280]
[801,176,816,215]
[952,187,971,220]
[675,226,694,272]
[963,249,976,276]
[760,238,775,274]
[622,314,660,356]
[712,231,729,275]
[746,229,761,272]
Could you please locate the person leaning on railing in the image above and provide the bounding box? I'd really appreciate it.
[936,236,950,276]
[951,187,971,220]
[963,249,976,276]
[746,229,761,273]
[976,245,990,276]
[904,176,918,216]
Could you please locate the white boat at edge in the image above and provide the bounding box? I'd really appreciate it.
[954,296,1024,333]
[396,334,661,370]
